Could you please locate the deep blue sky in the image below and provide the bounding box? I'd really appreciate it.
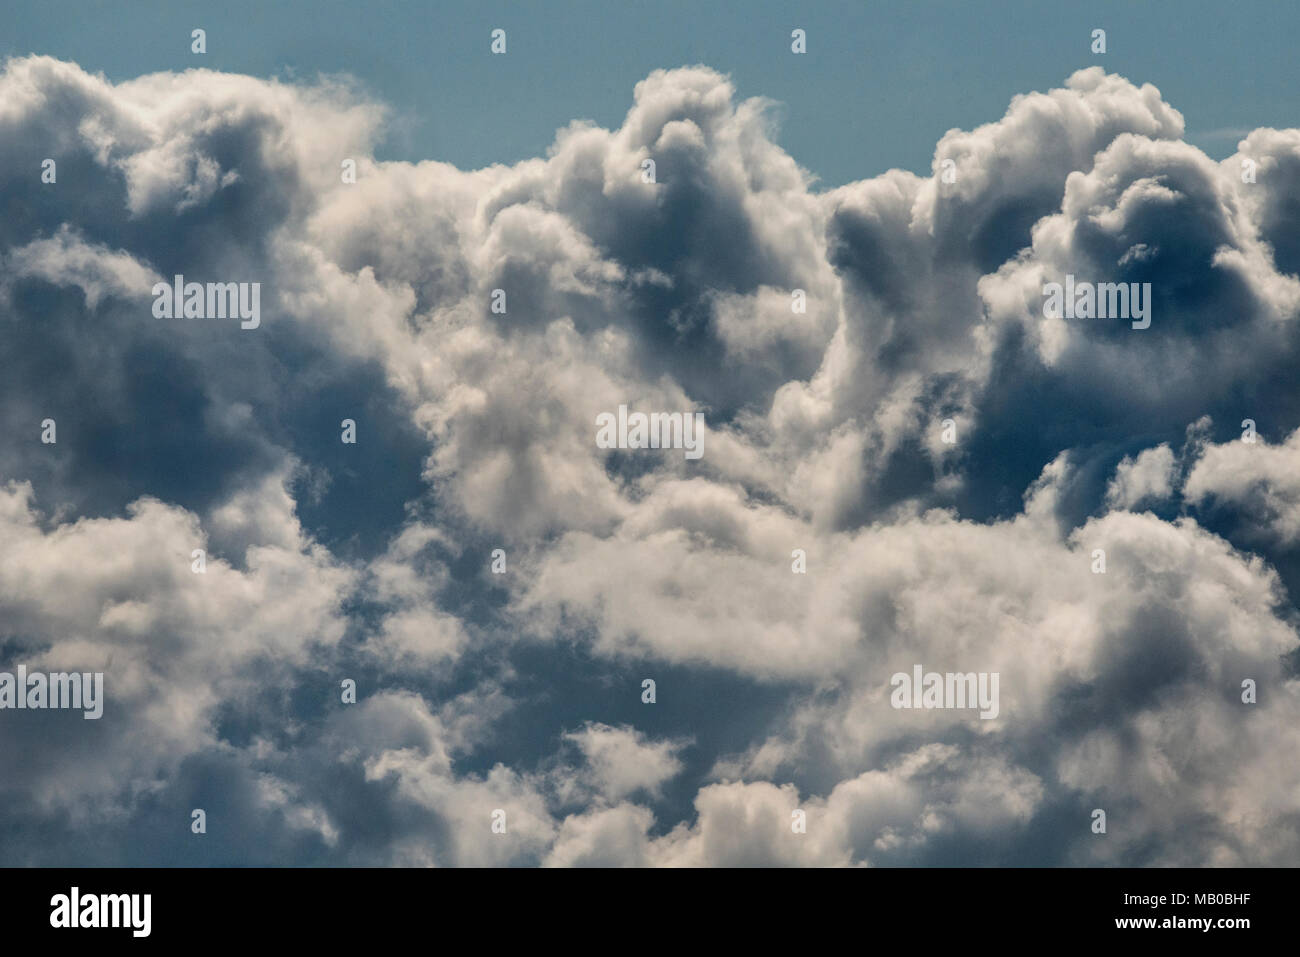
[4,0,1297,188]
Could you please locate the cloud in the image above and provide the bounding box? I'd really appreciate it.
[543,803,655,868]
[4,224,158,310]
[1,54,1298,866]
[1185,426,1300,547]
[1106,444,1177,510]
[562,722,687,802]
[0,476,351,823]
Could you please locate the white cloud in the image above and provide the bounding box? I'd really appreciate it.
[1185,427,1300,546]
[563,722,687,801]
[1,53,1298,866]
[1106,444,1178,509]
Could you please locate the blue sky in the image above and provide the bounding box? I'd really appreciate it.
[5,0,1298,186]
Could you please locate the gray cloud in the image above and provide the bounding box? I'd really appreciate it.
[1,55,1298,866]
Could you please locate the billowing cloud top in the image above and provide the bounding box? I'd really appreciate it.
[1,55,1298,866]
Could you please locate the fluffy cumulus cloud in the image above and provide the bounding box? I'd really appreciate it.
[1,55,1298,866]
